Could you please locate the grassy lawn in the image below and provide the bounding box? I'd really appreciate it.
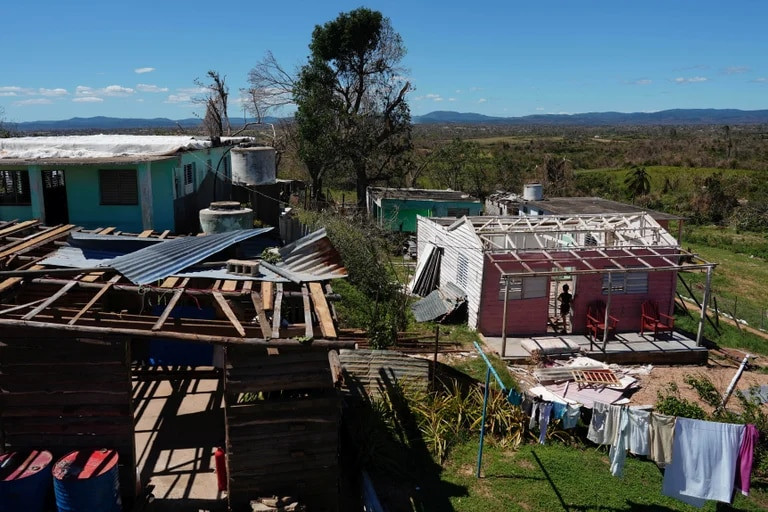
[436,439,768,512]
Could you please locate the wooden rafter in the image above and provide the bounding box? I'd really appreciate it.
[212,291,246,337]
[309,282,336,339]
[302,284,314,339]
[22,278,81,320]
[68,275,122,325]
[152,278,190,331]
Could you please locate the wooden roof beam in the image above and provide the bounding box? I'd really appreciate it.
[68,275,122,326]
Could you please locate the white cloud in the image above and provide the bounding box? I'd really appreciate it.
[164,87,207,104]
[470,86,482,92]
[76,85,135,97]
[73,96,104,103]
[0,86,27,96]
[478,98,487,103]
[38,88,68,96]
[627,79,652,85]
[673,76,709,84]
[724,66,749,75]
[136,83,168,93]
[448,97,456,102]
[13,98,52,106]
[135,67,155,74]
[535,107,545,111]
[455,89,462,93]
[165,94,192,104]
[752,77,767,83]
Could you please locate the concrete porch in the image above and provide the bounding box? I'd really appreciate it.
[484,330,708,365]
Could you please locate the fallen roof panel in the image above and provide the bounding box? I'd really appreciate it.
[104,228,273,284]
[411,282,466,322]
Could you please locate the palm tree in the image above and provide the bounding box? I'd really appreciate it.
[624,166,651,203]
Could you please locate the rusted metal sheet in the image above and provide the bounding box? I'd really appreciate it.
[338,349,431,397]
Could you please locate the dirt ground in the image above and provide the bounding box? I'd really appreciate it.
[628,354,768,413]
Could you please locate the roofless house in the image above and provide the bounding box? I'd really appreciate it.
[0,220,352,510]
[411,213,715,363]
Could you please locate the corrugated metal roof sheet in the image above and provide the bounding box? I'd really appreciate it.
[274,228,347,282]
[104,228,273,284]
[339,349,430,398]
[411,282,467,322]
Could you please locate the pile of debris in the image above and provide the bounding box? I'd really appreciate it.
[526,357,649,408]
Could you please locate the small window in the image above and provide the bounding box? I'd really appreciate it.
[183,162,196,195]
[183,163,195,185]
[446,207,470,218]
[602,268,648,295]
[499,276,547,300]
[456,254,469,288]
[99,169,138,205]
[0,170,31,205]
[585,233,598,246]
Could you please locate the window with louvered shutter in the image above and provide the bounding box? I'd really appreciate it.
[0,170,31,205]
[99,169,138,205]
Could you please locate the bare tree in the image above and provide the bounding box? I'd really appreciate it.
[194,70,231,139]
[243,51,295,123]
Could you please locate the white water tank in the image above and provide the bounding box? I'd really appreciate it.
[230,147,276,186]
[199,201,254,234]
[523,183,543,201]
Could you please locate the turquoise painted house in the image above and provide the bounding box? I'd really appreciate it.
[366,187,483,232]
[0,135,250,233]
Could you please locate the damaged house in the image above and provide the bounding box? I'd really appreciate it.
[410,213,715,361]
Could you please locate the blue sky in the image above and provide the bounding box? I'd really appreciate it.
[2,0,767,122]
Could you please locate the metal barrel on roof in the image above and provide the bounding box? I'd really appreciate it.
[53,449,121,512]
[0,450,53,512]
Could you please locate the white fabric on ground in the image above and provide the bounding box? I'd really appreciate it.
[662,417,745,507]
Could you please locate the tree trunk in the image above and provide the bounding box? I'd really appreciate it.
[356,169,368,209]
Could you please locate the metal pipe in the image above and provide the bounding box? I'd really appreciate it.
[473,341,507,392]
[720,355,751,410]
[476,367,491,478]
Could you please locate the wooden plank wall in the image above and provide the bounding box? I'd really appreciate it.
[225,345,340,511]
[0,332,136,507]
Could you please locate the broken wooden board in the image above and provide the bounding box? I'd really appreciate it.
[309,282,336,339]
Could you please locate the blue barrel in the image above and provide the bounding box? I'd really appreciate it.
[0,450,53,512]
[53,449,122,512]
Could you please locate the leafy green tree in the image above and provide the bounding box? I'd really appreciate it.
[299,8,412,205]
[248,9,411,204]
[624,165,651,203]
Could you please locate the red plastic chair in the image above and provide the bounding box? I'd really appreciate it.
[586,300,619,342]
[641,300,675,340]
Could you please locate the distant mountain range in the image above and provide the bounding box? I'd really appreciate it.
[413,108,768,125]
[7,109,768,132]
[9,116,281,133]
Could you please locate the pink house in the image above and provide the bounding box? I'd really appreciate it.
[413,213,715,348]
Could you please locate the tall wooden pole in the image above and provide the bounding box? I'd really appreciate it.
[602,272,613,351]
[501,276,510,358]
[696,266,713,347]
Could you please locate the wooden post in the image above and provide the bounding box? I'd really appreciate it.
[696,266,713,347]
[432,324,440,387]
[500,276,510,359]
[602,273,613,352]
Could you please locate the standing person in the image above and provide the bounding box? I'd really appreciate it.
[557,284,573,333]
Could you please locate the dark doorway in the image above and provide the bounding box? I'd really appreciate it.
[42,170,69,224]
